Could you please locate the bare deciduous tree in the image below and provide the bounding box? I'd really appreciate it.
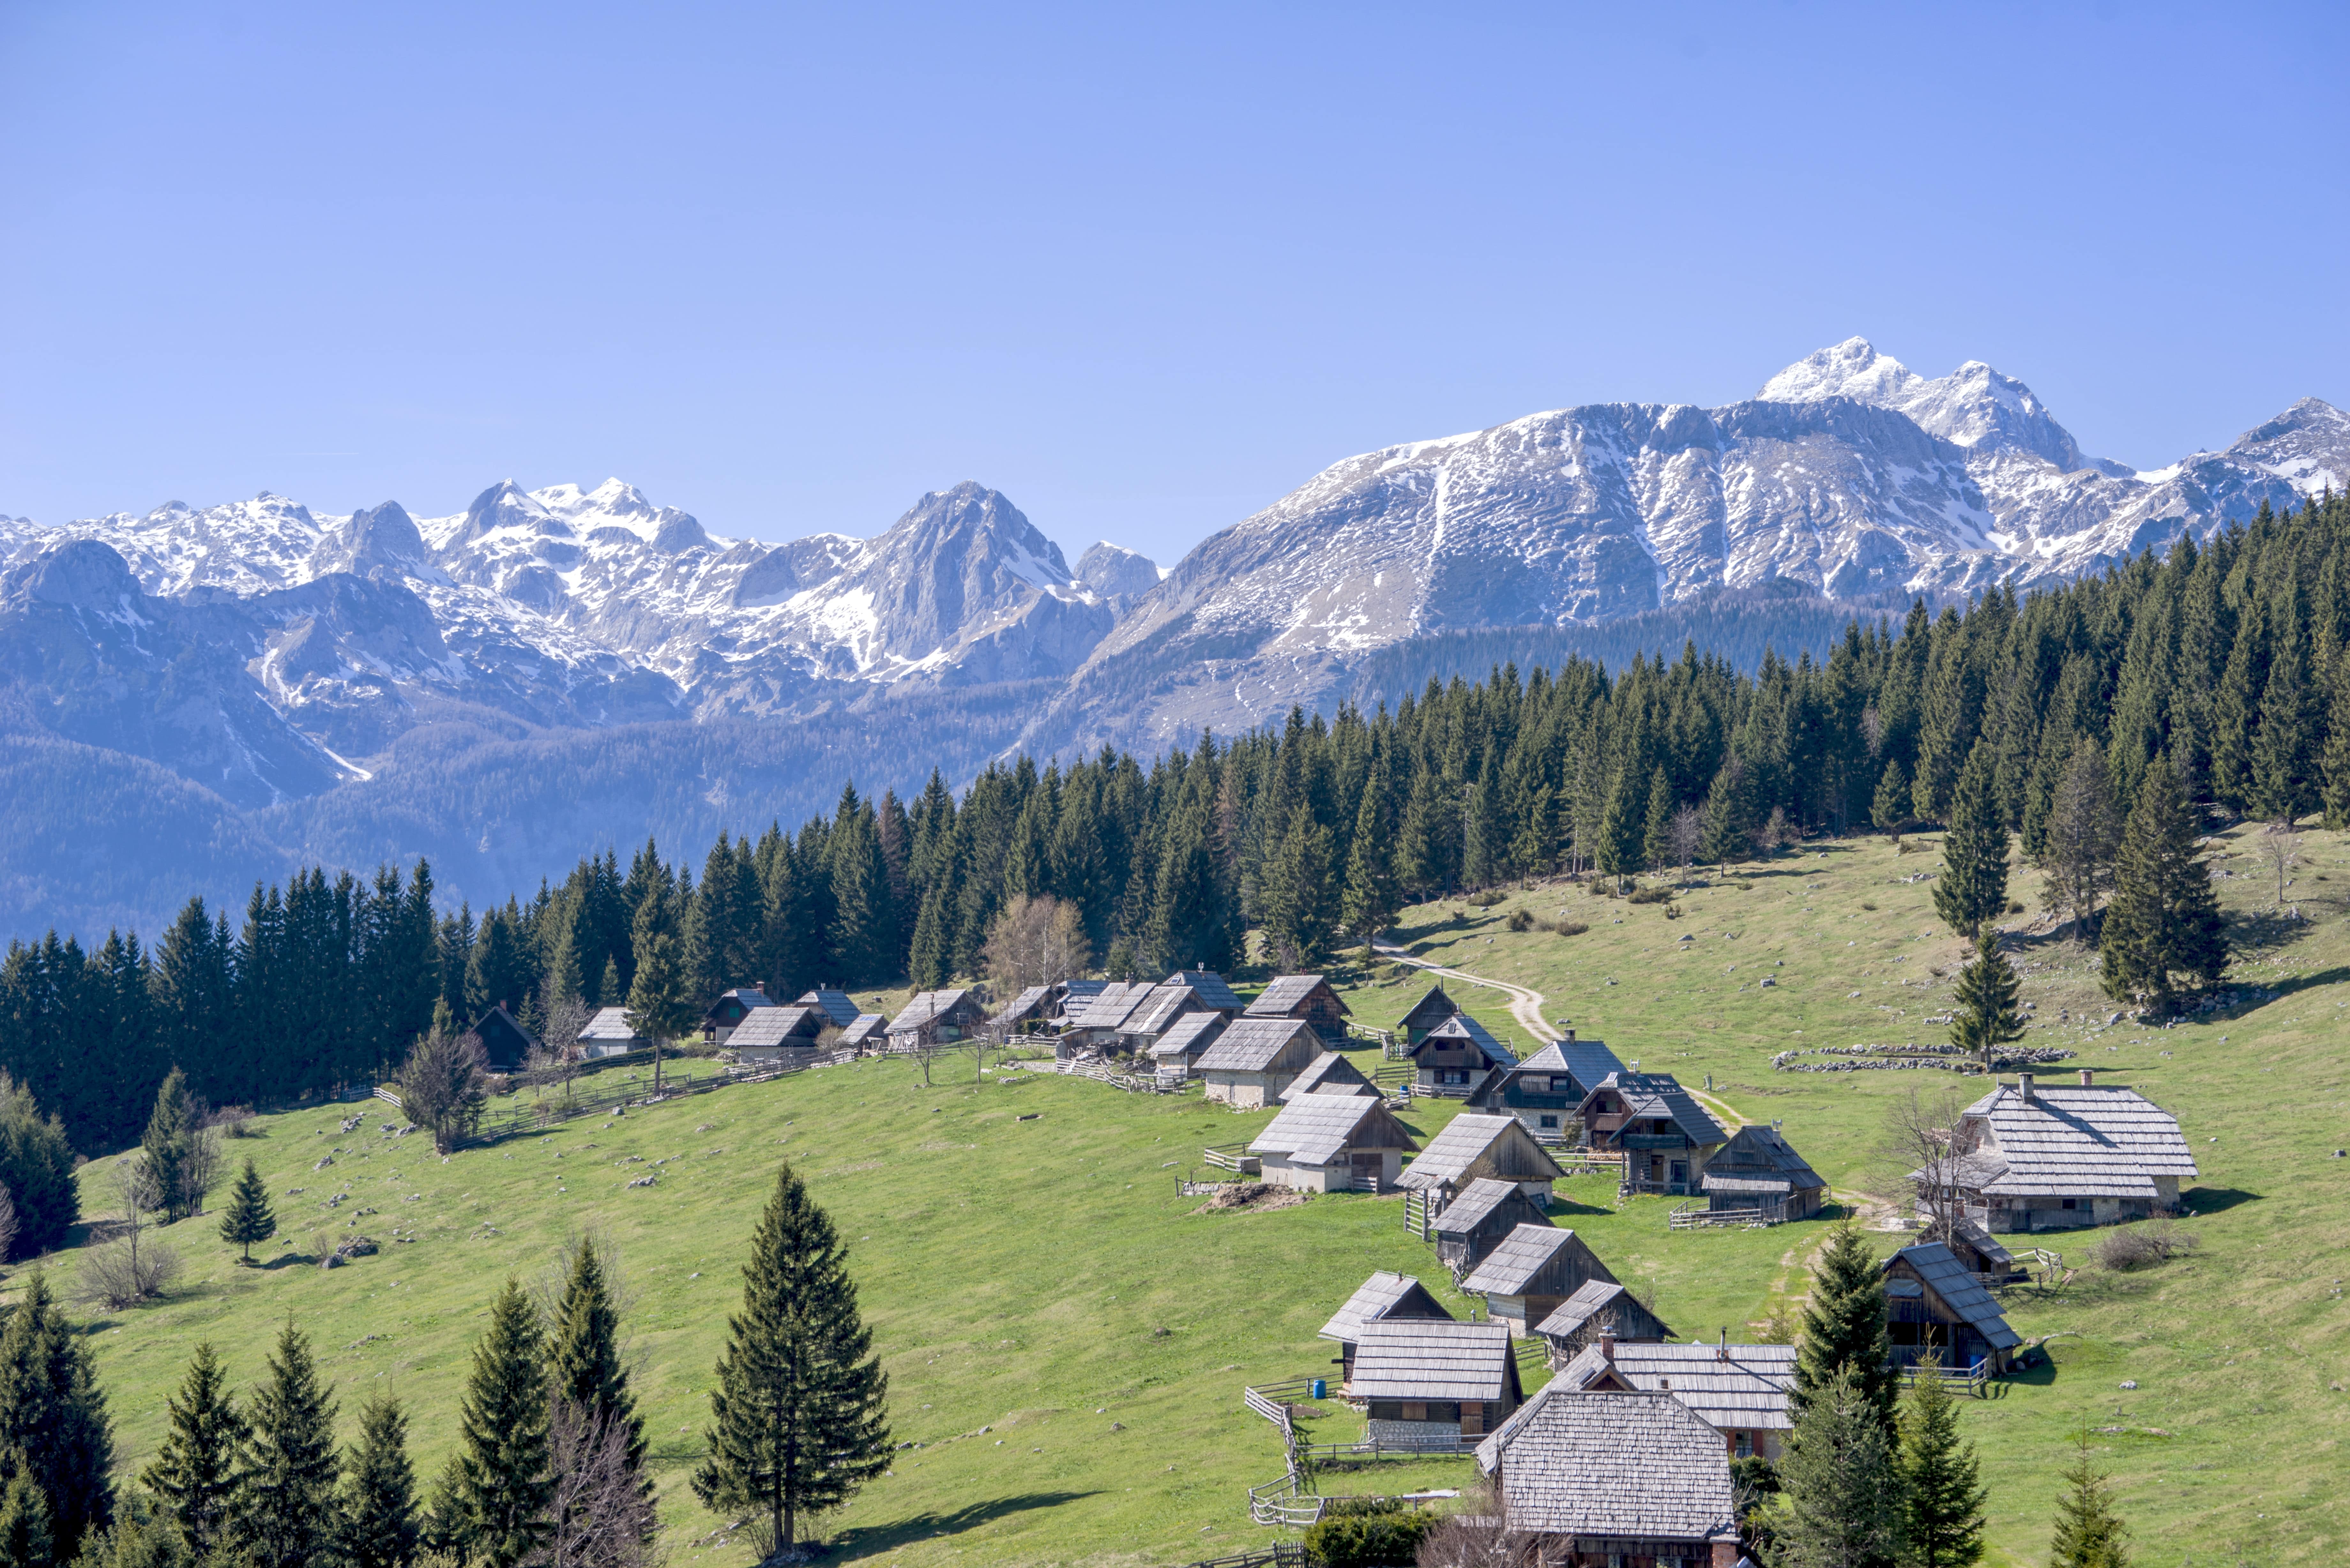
[981,895,1093,993]
[75,1158,183,1309]
[538,1397,658,1568]
[1879,1082,1974,1248]
[1759,805,1795,853]
[2255,817,2303,909]
[178,1123,224,1220]
[529,994,592,1104]
[1670,805,1703,886]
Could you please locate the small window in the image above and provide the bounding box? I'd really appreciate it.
[1539,1114,1559,1129]
[1549,1076,1575,1093]
[2061,1198,2078,1210]
[1735,1430,1754,1458]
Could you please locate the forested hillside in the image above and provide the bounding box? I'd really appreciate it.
[7,493,2348,1158]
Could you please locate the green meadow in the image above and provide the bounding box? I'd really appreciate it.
[11,819,2349,1565]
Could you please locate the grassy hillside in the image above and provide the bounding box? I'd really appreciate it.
[13,820,2349,1565]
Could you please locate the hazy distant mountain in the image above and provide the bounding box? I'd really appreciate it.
[2,339,2338,935]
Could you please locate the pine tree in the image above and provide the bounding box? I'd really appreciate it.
[598,955,624,1013]
[140,1067,197,1224]
[218,1157,276,1264]
[1932,743,2010,939]
[1641,768,1675,876]
[1259,803,1333,969]
[2099,756,2227,1011]
[1948,934,2026,1074]
[455,1281,552,1568]
[1897,1355,1988,1568]
[1792,1222,1897,1429]
[239,1320,341,1568]
[1596,769,1644,890]
[2322,643,2350,829]
[140,1342,249,1558]
[338,1395,419,1568]
[2252,578,2318,822]
[2035,736,2119,940]
[623,933,693,1051]
[1702,754,1757,864]
[693,1163,891,1555]
[549,1240,646,1475]
[0,1475,51,1568]
[1872,758,1911,832]
[0,1270,115,1562]
[2046,1436,2132,1568]
[1779,1363,1899,1568]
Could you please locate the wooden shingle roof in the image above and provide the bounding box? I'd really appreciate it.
[1514,1035,1628,1091]
[1958,1082,2196,1198]
[891,988,978,1033]
[1532,1279,1675,1343]
[1702,1124,1825,1196]
[1557,1341,1799,1432]
[1250,1094,1416,1165]
[1582,1071,1728,1147]
[1475,1389,1736,1543]
[1397,984,1461,1031]
[1245,974,1350,1018]
[1409,1014,1518,1067]
[1121,983,1202,1037]
[795,989,860,1026]
[1459,1224,1614,1298]
[1317,1271,1454,1344]
[726,1007,825,1048]
[1885,1242,2023,1351]
[1147,1011,1227,1060]
[580,1006,639,1043]
[1193,1017,1318,1074]
[1165,970,1245,1011]
[997,986,1055,1024]
[1278,1051,1378,1102]
[838,1014,887,1046]
[1350,1319,1514,1403]
[1431,1178,1552,1241]
[1397,1114,1566,1191]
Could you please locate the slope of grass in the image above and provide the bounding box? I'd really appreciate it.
[14,820,2348,1565]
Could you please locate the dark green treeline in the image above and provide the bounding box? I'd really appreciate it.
[10,493,2350,1157]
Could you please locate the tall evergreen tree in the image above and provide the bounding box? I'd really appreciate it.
[1872,758,1911,832]
[2046,1437,2132,1568]
[2099,756,2227,1010]
[1931,743,2010,939]
[1702,754,1757,864]
[0,1076,78,1259]
[549,1240,646,1475]
[1897,1356,1988,1568]
[0,1270,114,1562]
[2252,577,2318,822]
[239,1321,340,1568]
[140,1343,248,1559]
[1791,1223,1897,1429]
[1259,803,1334,969]
[1948,934,2026,1074]
[0,1476,51,1568]
[140,1068,199,1224]
[1641,767,1675,875]
[337,1394,419,1568]
[455,1281,552,1568]
[1779,1364,1899,1568]
[693,1163,891,1556]
[218,1158,276,1264]
[2034,736,2119,939]
[1596,768,1644,890]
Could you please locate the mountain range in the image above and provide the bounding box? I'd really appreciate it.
[5,339,2342,937]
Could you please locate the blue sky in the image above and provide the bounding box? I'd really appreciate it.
[3,2,2344,567]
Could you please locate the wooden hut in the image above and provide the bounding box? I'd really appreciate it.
[1055,979,1108,1020]
[838,1014,888,1050]
[1352,1319,1522,1446]
[993,984,1059,1037]
[1459,1223,1618,1336]
[1397,1113,1567,1206]
[1921,1071,2197,1233]
[699,986,775,1045]
[1116,982,1214,1052]
[885,988,985,1050]
[1702,1124,1827,1221]
[1146,1011,1227,1081]
[1532,1281,1675,1366]
[1467,1031,1627,1144]
[1882,1242,2022,1375]
[1577,1071,1727,1195]
[1431,1177,1555,1280]
[1194,1017,1323,1107]
[1061,981,1151,1051]
[1549,1331,1798,1462]
[1278,1051,1379,1103]
[1242,974,1352,1048]
[726,1005,830,1067]
[1164,970,1246,1014]
[1397,984,1463,1046]
[1473,1389,1739,1565]
[577,1006,644,1060]
[471,1003,537,1073]
[1318,1272,1455,1391]
[1247,1094,1419,1193]
[1407,1014,1518,1096]
[795,989,861,1028]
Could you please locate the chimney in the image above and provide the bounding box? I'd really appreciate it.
[1718,1328,1729,1363]
[2019,1073,2034,1104]
[2080,1069,2094,1087]
[1598,1325,1616,1363]
[1565,1029,1576,1042]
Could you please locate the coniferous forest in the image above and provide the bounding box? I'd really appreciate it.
[7,493,2349,1164]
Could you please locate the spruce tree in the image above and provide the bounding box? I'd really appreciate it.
[1702,755,1756,864]
[2099,756,2227,1011]
[338,1395,419,1568]
[1259,803,1333,969]
[140,1068,196,1224]
[1779,1364,1898,1568]
[239,1320,341,1568]
[1948,934,2026,1074]
[140,1342,249,1558]
[1792,1222,1897,1429]
[0,1270,114,1562]
[218,1157,276,1264]
[2252,580,2318,822]
[549,1240,646,1474]
[1872,758,1910,832]
[2322,649,2350,829]
[2047,1436,2132,1568]
[0,1475,51,1568]
[1596,769,1643,890]
[1897,1356,1988,1568]
[694,1163,891,1555]
[1932,742,2010,939]
[1641,768,1675,876]
[455,1281,552,1568]
[2034,736,2119,940]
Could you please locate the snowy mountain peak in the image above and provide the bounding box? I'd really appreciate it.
[1756,337,1923,406]
[1759,339,2122,477]
[1075,540,1161,599]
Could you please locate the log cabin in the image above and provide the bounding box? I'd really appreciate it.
[1533,1280,1675,1366]
[1458,1223,1618,1336]
[1431,1177,1554,1280]
[1242,974,1353,1048]
[1277,1050,1380,1103]
[1577,1071,1727,1196]
[1882,1242,2022,1375]
[885,988,986,1050]
[471,1003,537,1073]
[1247,1093,1418,1193]
[1407,1014,1518,1096]
[1702,1124,1827,1221]
[1397,1113,1567,1206]
[725,1005,830,1067]
[837,1014,888,1051]
[1474,1387,1741,1566]
[699,987,774,1045]
[1145,1011,1227,1082]
[1466,1030,1627,1145]
[1317,1271,1454,1391]
[1351,1319,1522,1448]
[1194,1017,1324,1107]
[1396,984,1463,1046]
[795,989,861,1028]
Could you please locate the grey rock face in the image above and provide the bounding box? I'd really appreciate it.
[1076,541,1161,600]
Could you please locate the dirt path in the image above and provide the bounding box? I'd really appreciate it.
[1374,939,1746,1127]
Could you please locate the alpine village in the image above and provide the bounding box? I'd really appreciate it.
[10,497,2350,1568]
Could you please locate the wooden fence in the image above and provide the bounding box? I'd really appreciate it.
[1181,1546,1305,1568]
[1667,1198,1788,1230]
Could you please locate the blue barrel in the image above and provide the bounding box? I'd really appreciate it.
[1310,1378,1327,1401]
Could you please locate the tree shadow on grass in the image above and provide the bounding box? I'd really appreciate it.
[826,1490,1103,1558]
[2179,1187,2261,1217]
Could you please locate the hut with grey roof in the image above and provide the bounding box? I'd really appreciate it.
[1407,1013,1518,1096]
[578,1006,645,1060]
[1278,1051,1379,1103]
[1553,1331,1798,1461]
[699,986,774,1045]
[1431,1177,1554,1280]
[1164,969,1246,1013]
[1194,1017,1323,1107]
[1248,1092,1418,1193]
[1242,974,1352,1047]
[795,989,861,1028]
[1397,1113,1567,1206]
[1921,1071,2196,1232]
[1703,1123,1827,1221]
[1882,1241,2022,1375]
[838,1014,888,1050]
[1318,1271,1453,1389]
[1458,1223,1618,1336]
[992,984,1060,1036]
[726,1005,830,1067]
[1061,981,1151,1049]
[1468,1030,1627,1144]
[886,988,984,1050]
[1146,1010,1227,1082]
[1396,984,1463,1046]
[1116,981,1218,1052]
[1579,1070,1728,1196]
[1351,1318,1522,1446]
[1474,1387,1739,1564]
[1534,1280,1675,1365]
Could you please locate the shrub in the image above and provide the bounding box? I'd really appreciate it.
[1505,909,1533,932]
[2091,1220,2198,1271]
[2006,899,2027,914]
[210,1105,258,1139]
[1542,919,1590,937]
[1469,890,1505,908]
[1627,886,1674,905]
[72,1234,182,1310]
[1861,901,1878,911]
[1304,1498,1434,1568]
